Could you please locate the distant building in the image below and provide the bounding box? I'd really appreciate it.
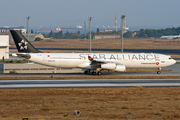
[0,26,26,34]
[105,29,113,32]
[0,26,44,41]
[22,33,44,42]
[0,35,9,59]
[94,34,120,39]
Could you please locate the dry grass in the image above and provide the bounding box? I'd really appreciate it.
[9,38,180,49]
[0,87,180,120]
[5,38,180,120]
[9,49,180,60]
[9,38,180,58]
[1,75,180,80]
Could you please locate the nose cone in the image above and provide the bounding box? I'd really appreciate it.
[172,59,176,65]
[173,59,176,64]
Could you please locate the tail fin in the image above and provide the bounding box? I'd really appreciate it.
[10,30,41,53]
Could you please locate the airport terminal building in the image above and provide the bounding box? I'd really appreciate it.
[0,63,83,73]
[94,34,120,39]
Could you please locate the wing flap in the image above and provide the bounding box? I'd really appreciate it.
[88,55,124,65]
[88,56,113,64]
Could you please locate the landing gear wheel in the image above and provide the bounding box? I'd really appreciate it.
[93,72,96,75]
[157,71,161,74]
[97,72,102,75]
[84,71,88,74]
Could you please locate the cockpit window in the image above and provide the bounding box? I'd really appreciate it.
[169,57,172,59]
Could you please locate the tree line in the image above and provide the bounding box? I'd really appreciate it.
[42,27,180,39]
[43,30,88,39]
[125,27,180,38]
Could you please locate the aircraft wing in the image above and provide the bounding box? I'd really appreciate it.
[88,56,123,65]
[87,56,126,72]
[88,56,110,65]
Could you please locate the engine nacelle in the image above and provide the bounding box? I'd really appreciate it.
[101,63,126,72]
[114,65,126,72]
[101,63,116,70]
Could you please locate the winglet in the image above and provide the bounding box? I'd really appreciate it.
[88,56,94,61]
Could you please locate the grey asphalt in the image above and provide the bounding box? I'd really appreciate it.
[1,79,180,89]
[0,64,180,89]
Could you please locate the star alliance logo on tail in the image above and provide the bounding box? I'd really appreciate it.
[18,40,28,50]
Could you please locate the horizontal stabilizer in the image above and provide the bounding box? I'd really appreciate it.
[16,53,31,59]
[6,52,17,57]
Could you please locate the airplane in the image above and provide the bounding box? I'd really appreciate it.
[160,35,180,39]
[10,30,176,75]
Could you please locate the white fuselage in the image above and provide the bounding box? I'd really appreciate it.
[160,35,180,39]
[25,53,176,69]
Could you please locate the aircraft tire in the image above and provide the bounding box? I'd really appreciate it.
[157,71,161,74]
[84,71,88,74]
[97,72,102,75]
[93,72,96,75]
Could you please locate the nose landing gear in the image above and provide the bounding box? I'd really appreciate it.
[157,68,161,74]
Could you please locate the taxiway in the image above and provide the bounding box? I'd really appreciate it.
[0,79,180,89]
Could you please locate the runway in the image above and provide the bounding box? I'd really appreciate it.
[0,63,179,89]
[1,79,180,89]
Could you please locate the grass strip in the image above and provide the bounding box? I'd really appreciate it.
[1,75,180,80]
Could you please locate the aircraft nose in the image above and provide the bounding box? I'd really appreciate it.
[173,59,176,64]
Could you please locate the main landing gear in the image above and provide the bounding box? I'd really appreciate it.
[157,68,161,74]
[84,70,102,75]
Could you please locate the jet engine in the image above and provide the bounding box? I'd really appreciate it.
[115,64,126,72]
[101,63,126,72]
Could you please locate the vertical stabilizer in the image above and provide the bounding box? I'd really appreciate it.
[10,30,41,53]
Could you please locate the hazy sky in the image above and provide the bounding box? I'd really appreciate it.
[1,0,180,30]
